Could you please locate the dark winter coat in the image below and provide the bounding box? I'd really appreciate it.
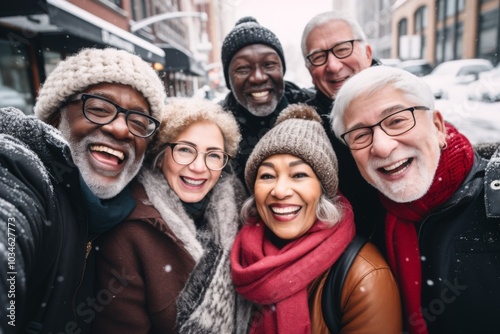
[220,81,313,185]
[417,148,500,333]
[0,107,89,333]
[305,58,387,252]
[93,168,250,333]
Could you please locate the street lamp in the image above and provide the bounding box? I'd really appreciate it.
[130,12,208,33]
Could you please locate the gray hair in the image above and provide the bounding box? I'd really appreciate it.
[240,193,344,228]
[331,66,436,142]
[301,11,368,61]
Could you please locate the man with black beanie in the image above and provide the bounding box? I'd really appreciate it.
[220,16,312,185]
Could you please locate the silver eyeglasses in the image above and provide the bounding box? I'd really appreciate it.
[166,142,231,171]
[72,93,160,138]
[340,106,430,150]
[306,39,362,66]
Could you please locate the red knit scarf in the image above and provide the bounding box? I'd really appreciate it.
[230,195,356,334]
[381,123,474,334]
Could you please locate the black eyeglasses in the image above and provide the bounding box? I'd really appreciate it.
[166,142,231,171]
[307,39,362,66]
[340,106,430,150]
[72,94,160,138]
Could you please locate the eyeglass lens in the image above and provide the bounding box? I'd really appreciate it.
[343,108,417,150]
[171,143,228,170]
[83,95,157,137]
[308,40,355,66]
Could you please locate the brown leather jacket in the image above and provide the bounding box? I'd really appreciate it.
[308,242,402,334]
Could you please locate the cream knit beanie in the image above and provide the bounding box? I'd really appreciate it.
[34,47,166,122]
[245,104,339,200]
[148,98,241,164]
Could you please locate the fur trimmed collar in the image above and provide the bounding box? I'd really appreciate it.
[138,168,244,262]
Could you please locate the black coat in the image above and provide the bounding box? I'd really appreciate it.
[0,107,90,334]
[305,59,387,252]
[418,149,500,333]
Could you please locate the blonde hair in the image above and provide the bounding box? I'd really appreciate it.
[147,98,241,164]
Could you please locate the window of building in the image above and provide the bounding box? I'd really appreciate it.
[446,0,456,18]
[397,18,408,59]
[0,39,34,114]
[477,9,499,65]
[458,0,465,11]
[131,0,147,21]
[455,22,463,59]
[436,29,444,64]
[437,0,446,21]
[398,18,408,36]
[415,6,428,32]
[414,6,428,59]
[444,25,455,61]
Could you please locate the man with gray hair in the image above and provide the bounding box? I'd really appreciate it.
[301,11,385,250]
[331,65,500,334]
[0,47,166,333]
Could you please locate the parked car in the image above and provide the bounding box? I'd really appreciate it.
[396,59,433,77]
[0,85,29,113]
[380,58,402,67]
[421,59,493,99]
[466,63,500,102]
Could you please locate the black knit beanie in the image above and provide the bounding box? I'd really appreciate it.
[221,16,286,90]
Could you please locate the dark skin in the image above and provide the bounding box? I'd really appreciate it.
[228,44,285,116]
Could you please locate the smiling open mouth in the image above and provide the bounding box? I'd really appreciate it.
[90,145,125,165]
[181,176,205,186]
[270,205,301,216]
[250,91,270,98]
[380,158,413,175]
[331,76,351,84]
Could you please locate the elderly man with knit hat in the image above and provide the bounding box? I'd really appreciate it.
[0,47,166,333]
[220,16,312,185]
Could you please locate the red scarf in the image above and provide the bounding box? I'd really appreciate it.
[230,194,355,334]
[382,123,474,334]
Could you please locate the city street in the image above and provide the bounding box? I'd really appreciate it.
[436,94,500,145]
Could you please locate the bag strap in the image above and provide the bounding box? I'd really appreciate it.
[321,235,368,333]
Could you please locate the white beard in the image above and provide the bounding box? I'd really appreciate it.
[59,115,143,199]
[366,145,441,203]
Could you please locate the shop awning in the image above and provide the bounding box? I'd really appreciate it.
[161,45,206,77]
[0,0,164,63]
[46,0,164,63]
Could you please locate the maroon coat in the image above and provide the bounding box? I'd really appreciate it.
[93,182,196,333]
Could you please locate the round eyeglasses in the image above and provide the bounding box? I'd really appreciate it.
[340,106,430,150]
[306,39,362,66]
[166,142,231,171]
[72,93,160,138]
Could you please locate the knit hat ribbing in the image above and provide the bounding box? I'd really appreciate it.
[148,98,241,164]
[34,48,166,122]
[221,16,286,90]
[245,104,338,200]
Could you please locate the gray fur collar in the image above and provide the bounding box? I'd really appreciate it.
[138,168,243,263]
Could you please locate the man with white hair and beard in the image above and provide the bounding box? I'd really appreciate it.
[0,47,166,334]
[331,65,500,334]
[220,16,312,185]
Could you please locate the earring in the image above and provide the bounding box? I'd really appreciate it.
[441,142,448,151]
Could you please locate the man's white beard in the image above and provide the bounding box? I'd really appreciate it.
[245,98,278,117]
[366,146,440,203]
[59,115,143,199]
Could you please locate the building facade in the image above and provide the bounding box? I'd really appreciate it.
[392,0,500,65]
[0,0,221,114]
